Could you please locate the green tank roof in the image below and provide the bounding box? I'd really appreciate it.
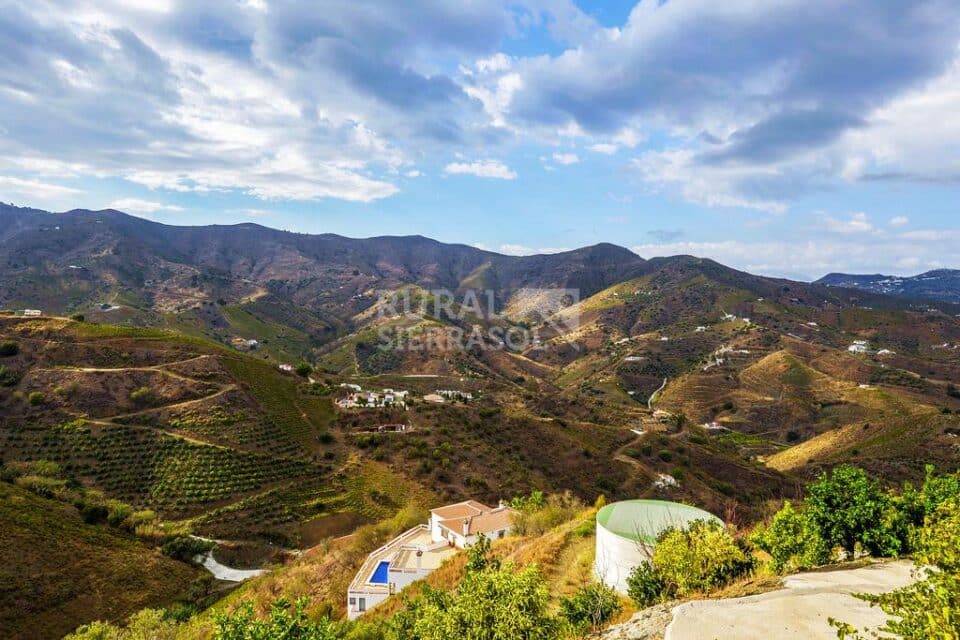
[596,500,721,543]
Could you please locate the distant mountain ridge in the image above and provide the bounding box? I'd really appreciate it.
[817,269,960,304]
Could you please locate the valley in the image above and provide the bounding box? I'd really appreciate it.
[2,208,959,638]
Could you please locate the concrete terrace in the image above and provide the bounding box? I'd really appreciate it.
[348,525,456,596]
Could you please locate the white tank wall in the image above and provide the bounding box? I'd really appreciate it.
[594,522,653,594]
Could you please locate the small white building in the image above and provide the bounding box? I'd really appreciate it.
[347,500,515,620]
[847,340,870,354]
[278,363,294,372]
[21,309,42,317]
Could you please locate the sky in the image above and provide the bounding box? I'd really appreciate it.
[1,1,959,281]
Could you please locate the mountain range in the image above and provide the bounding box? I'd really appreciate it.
[3,203,960,636]
[817,269,960,304]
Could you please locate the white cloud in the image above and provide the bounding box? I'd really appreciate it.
[444,159,516,180]
[889,215,910,227]
[589,143,618,155]
[107,197,183,213]
[0,175,81,200]
[822,212,874,234]
[552,152,579,165]
[498,243,570,256]
[632,230,960,280]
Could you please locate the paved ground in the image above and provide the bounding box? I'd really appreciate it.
[664,561,915,640]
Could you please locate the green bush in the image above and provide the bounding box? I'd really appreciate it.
[0,365,21,387]
[391,564,562,640]
[28,391,46,405]
[751,501,828,573]
[653,520,753,597]
[66,608,179,640]
[626,562,667,607]
[214,598,339,640]
[161,536,214,561]
[805,464,904,557]
[559,582,622,632]
[129,386,153,405]
[295,362,314,377]
[0,341,18,357]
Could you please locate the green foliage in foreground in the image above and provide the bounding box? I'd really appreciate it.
[214,598,340,640]
[65,608,179,640]
[833,496,960,640]
[754,464,960,575]
[626,519,753,607]
[559,582,622,633]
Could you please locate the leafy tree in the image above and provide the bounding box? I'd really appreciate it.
[804,464,903,557]
[28,391,46,405]
[213,598,340,640]
[652,519,753,597]
[833,497,960,639]
[559,582,622,632]
[295,362,314,377]
[750,501,829,573]
[0,340,18,357]
[626,562,667,608]
[392,564,562,640]
[65,608,179,640]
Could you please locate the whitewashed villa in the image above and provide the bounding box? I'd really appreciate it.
[346,499,515,619]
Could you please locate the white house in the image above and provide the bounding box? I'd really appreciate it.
[347,499,515,620]
[21,309,42,317]
[848,340,870,354]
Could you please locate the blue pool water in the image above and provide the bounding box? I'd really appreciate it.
[370,561,390,584]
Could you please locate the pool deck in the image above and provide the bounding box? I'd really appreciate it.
[348,525,456,595]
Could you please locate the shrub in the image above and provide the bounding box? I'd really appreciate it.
[129,386,153,404]
[510,491,583,536]
[626,562,668,607]
[214,598,339,640]
[0,341,18,357]
[70,313,85,322]
[66,608,179,640]
[805,464,904,557]
[28,391,46,405]
[653,520,753,597]
[0,365,21,387]
[392,563,563,640]
[161,536,214,561]
[295,362,314,377]
[751,501,828,573]
[559,582,622,632]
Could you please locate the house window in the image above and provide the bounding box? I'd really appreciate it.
[498,530,505,539]
[359,598,366,612]
[349,598,356,606]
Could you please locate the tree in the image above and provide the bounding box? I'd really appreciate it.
[0,341,18,357]
[213,598,340,640]
[559,582,622,632]
[652,520,752,597]
[833,497,960,639]
[65,609,179,640]
[750,501,828,573]
[626,562,667,607]
[295,362,314,378]
[394,564,563,640]
[804,465,903,557]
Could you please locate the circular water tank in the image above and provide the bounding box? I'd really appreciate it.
[594,499,721,593]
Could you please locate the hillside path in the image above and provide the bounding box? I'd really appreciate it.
[663,561,915,640]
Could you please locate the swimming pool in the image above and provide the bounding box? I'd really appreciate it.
[370,561,390,584]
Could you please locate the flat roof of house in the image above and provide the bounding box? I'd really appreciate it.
[596,500,720,544]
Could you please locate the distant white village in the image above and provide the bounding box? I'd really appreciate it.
[334,384,474,409]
